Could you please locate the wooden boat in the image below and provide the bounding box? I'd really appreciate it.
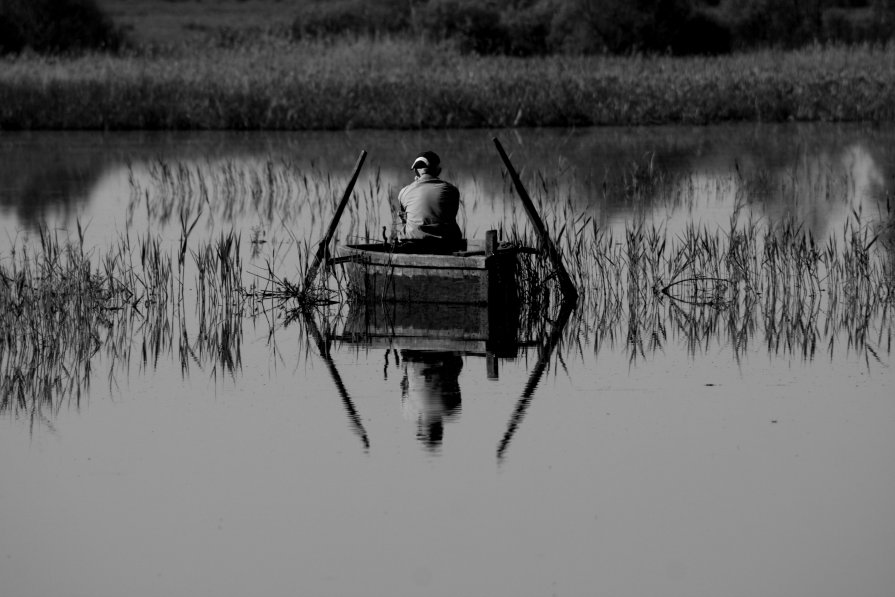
[305,140,576,305]
[334,233,520,305]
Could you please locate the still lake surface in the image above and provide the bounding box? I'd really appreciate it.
[1,124,893,597]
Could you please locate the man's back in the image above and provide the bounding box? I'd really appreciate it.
[398,173,462,242]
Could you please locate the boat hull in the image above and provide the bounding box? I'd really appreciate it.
[338,300,519,358]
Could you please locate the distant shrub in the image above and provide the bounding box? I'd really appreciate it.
[546,0,714,55]
[822,9,861,43]
[821,5,895,44]
[0,0,124,55]
[545,1,605,54]
[292,0,546,55]
[727,0,824,49]
[868,0,895,41]
[708,0,895,48]
[290,0,895,55]
[672,12,731,55]
[499,1,554,56]
[414,0,506,54]
[642,0,699,52]
[287,0,736,56]
[291,0,411,39]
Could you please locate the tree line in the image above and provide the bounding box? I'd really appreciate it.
[293,0,895,55]
[1,0,893,56]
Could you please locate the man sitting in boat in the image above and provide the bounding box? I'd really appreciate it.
[396,151,463,253]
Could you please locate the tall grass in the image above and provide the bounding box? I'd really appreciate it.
[1,39,894,130]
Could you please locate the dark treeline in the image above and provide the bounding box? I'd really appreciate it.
[0,0,124,54]
[1,0,893,56]
[294,0,895,55]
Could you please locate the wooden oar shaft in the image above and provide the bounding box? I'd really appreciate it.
[303,149,368,290]
[492,137,578,303]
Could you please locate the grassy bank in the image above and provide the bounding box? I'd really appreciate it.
[1,38,894,130]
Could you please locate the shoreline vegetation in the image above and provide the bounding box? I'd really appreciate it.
[3,0,895,130]
[2,39,894,130]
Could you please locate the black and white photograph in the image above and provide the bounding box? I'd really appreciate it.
[1,1,894,596]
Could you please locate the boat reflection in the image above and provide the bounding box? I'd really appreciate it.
[303,297,572,458]
[340,300,518,453]
[340,300,520,359]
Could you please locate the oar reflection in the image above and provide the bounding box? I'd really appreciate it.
[497,300,574,462]
[301,311,370,451]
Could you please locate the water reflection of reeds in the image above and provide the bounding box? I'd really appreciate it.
[0,227,104,416]
[529,204,895,366]
[0,226,250,420]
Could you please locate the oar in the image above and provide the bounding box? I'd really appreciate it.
[303,150,368,291]
[492,137,578,303]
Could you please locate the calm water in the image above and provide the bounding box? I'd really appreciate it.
[1,125,893,597]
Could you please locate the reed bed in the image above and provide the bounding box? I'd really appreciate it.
[1,152,367,418]
[508,191,895,365]
[2,39,894,130]
[0,222,258,420]
[2,153,893,418]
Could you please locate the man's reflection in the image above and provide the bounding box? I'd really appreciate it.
[399,350,463,453]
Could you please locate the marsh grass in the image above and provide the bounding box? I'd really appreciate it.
[2,40,894,129]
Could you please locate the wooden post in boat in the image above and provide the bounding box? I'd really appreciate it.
[485,229,497,255]
[303,150,368,291]
[486,353,499,379]
[492,137,578,303]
